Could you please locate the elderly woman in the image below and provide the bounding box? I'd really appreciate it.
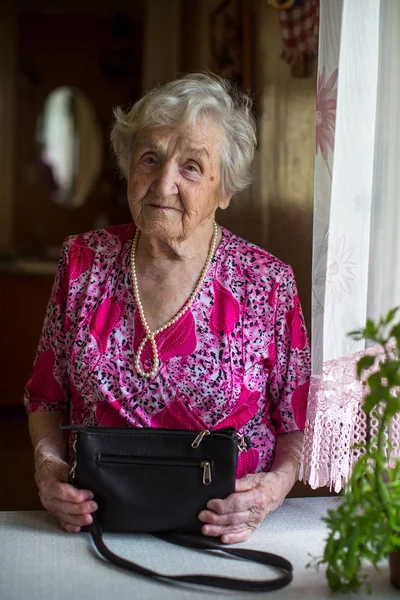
[25,73,310,544]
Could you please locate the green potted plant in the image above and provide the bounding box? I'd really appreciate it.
[318,308,400,593]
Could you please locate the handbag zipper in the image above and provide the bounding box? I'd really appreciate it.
[62,425,251,452]
[97,455,213,485]
[191,429,250,452]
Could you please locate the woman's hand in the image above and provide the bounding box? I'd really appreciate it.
[29,412,97,533]
[35,450,98,533]
[198,471,289,544]
[198,432,304,544]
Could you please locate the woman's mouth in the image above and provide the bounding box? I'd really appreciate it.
[147,204,175,211]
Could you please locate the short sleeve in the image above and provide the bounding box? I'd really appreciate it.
[267,268,311,434]
[24,240,71,414]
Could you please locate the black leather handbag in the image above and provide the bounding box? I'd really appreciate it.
[62,425,293,592]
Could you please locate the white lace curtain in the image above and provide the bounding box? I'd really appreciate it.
[300,0,400,492]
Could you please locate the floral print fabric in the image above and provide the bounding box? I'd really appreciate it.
[24,224,311,476]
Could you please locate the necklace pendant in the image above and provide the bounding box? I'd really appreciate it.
[135,334,159,379]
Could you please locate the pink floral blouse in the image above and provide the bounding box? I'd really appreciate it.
[24,223,311,477]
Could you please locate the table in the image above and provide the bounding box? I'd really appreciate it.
[0,498,395,600]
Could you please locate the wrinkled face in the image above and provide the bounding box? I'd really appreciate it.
[127,119,230,244]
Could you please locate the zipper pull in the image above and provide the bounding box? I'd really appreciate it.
[200,460,212,485]
[191,430,210,448]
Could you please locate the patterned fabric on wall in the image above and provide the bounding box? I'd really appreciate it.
[279,0,319,65]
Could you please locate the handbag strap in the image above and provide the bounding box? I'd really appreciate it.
[89,514,293,592]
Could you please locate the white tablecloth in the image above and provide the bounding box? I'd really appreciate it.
[0,498,395,600]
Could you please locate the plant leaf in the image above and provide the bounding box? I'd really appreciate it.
[356,355,376,377]
[390,323,400,342]
[383,307,399,325]
[348,328,365,341]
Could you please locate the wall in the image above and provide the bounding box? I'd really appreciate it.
[142,0,181,90]
[0,4,17,251]
[255,0,316,329]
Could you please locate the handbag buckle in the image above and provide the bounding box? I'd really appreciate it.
[237,433,251,452]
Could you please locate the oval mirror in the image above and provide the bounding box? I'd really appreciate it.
[36,86,102,208]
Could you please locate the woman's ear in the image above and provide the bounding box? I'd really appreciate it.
[218,195,231,210]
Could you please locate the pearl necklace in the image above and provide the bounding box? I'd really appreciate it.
[130,222,218,379]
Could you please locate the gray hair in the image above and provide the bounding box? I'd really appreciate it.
[110,73,257,198]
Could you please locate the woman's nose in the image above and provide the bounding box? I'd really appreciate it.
[151,163,179,198]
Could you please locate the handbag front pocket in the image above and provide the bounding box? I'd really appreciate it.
[97,455,213,485]
[87,452,220,532]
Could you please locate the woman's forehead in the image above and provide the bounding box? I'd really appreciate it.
[135,121,224,156]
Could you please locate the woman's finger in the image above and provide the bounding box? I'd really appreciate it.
[207,487,266,515]
[200,508,263,537]
[38,481,94,514]
[45,480,94,503]
[38,481,97,525]
[221,529,253,544]
[201,521,256,540]
[49,498,98,517]
[198,509,251,526]
[59,518,81,534]
[58,511,94,527]
[235,473,265,492]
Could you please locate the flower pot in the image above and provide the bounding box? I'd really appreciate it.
[390,550,400,590]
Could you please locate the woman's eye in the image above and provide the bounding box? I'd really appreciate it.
[142,155,157,165]
[184,163,200,173]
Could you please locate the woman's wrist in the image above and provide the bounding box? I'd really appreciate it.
[33,436,66,463]
[28,411,68,459]
[266,468,296,498]
[34,443,70,486]
[267,431,304,495]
